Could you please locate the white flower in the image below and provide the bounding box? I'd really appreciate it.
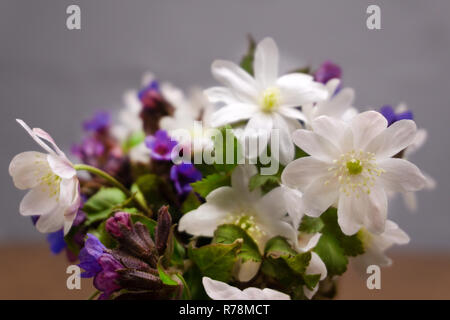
[302,78,358,127]
[283,187,327,299]
[202,277,290,300]
[179,165,293,281]
[352,220,409,273]
[281,111,427,235]
[9,120,80,234]
[205,37,328,165]
[160,86,216,153]
[111,90,149,163]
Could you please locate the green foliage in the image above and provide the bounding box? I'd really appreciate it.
[261,236,319,291]
[82,188,127,225]
[157,258,179,286]
[299,216,325,234]
[191,173,230,198]
[213,224,262,263]
[240,35,256,75]
[188,240,242,282]
[211,126,241,173]
[249,174,280,193]
[134,174,173,212]
[181,191,202,214]
[129,213,157,236]
[183,264,209,300]
[122,130,145,153]
[312,208,365,276]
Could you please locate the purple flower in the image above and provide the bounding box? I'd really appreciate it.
[379,105,414,126]
[314,60,342,84]
[46,230,66,254]
[138,80,162,109]
[170,163,202,195]
[83,111,111,132]
[78,233,106,278]
[94,254,123,300]
[106,212,132,238]
[71,136,105,161]
[145,130,178,161]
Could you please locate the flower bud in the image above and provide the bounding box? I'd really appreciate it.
[155,206,172,256]
[106,212,131,238]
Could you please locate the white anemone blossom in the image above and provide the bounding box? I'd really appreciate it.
[283,187,327,299]
[302,78,358,127]
[179,165,293,282]
[282,111,427,235]
[205,37,328,165]
[159,85,215,153]
[202,277,290,300]
[352,220,409,273]
[9,120,80,234]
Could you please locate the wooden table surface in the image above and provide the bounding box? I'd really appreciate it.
[1,245,449,300]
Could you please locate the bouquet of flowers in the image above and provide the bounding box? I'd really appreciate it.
[9,37,434,300]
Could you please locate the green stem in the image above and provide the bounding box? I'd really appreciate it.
[88,290,100,300]
[74,164,151,216]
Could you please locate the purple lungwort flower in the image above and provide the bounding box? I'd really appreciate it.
[138,80,162,109]
[170,163,202,195]
[46,230,66,254]
[105,212,132,238]
[145,130,178,161]
[379,105,414,126]
[71,136,105,161]
[83,111,111,132]
[78,233,124,299]
[314,60,342,84]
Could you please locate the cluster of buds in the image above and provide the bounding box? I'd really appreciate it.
[80,206,183,300]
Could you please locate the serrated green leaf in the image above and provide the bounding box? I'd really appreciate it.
[299,216,325,234]
[188,240,242,282]
[191,173,230,198]
[313,232,348,276]
[264,236,297,256]
[83,188,127,224]
[213,224,262,263]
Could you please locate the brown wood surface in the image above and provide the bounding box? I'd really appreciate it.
[0,245,449,300]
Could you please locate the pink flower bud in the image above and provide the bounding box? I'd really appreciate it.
[106,212,131,237]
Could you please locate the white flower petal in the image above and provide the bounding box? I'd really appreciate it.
[47,154,75,179]
[210,103,258,127]
[298,233,322,252]
[302,175,339,217]
[35,207,65,233]
[378,158,426,193]
[337,194,366,236]
[278,74,328,106]
[9,151,50,190]
[281,157,329,191]
[258,187,287,219]
[367,119,417,160]
[16,119,56,155]
[277,106,306,122]
[254,37,279,88]
[310,116,349,152]
[19,185,59,217]
[204,86,239,105]
[202,277,246,300]
[272,113,294,165]
[350,111,387,151]
[211,60,258,103]
[292,129,340,162]
[231,165,259,197]
[363,186,388,235]
[237,260,261,282]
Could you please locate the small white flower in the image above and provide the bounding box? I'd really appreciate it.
[302,78,358,127]
[282,111,427,235]
[160,86,216,153]
[202,277,290,300]
[179,165,293,281]
[283,187,327,299]
[9,120,80,235]
[352,220,409,273]
[205,37,328,165]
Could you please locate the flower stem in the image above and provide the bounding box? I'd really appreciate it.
[74,164,151,216]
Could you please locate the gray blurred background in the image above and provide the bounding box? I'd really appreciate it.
[0,0,448,250]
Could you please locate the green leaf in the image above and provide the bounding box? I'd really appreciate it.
[249,174,280,192]
[171,237,186,268]
[129,213,156,236]
[175,273,191,300]
[157,258,178,286]
[212,126,241,173]
[188,240,242,282]
[320,208,364,257]
[191,173,230,198]
[181,191,201,214]
[183,264,209,300]
[313,232,348,276]
[135,174,172,211]
[240,35,256,75]
[213,224,262,263]
[264,236,297,256]
[295,146,309,159]
[299,216,325,234]
[123,130,145,153]
[90,220,116,249]
[83,188,127,224]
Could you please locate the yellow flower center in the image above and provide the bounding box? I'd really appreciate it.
[260,87,281,112]
[325,150,385,197]
[224,211,267,241]
[38,172,61,198]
